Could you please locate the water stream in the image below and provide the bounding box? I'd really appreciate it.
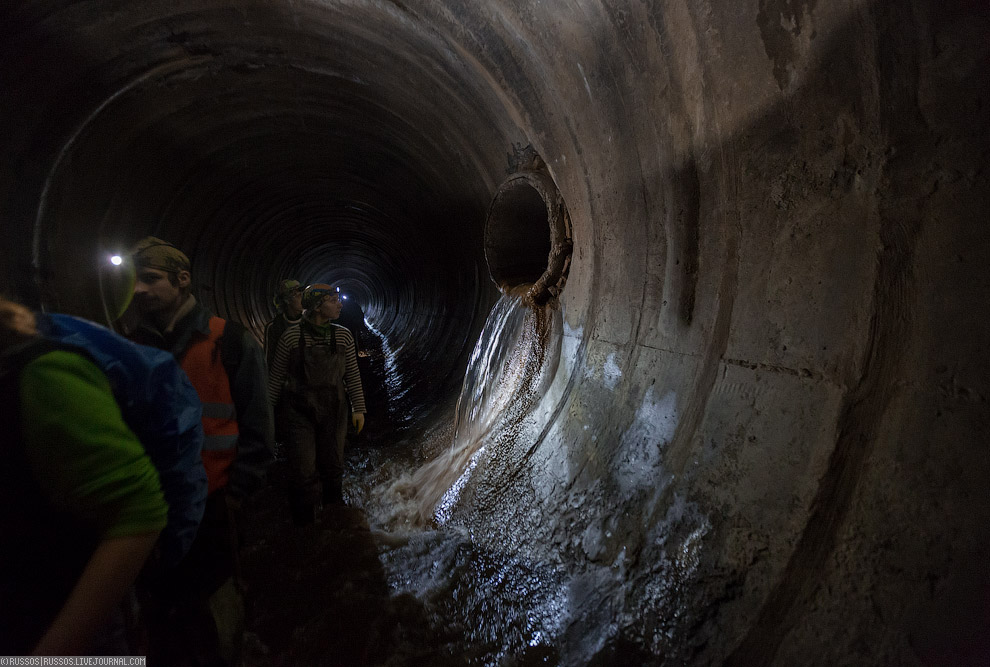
[349,286,567,663]
[248,287,708,664]
[373,286,559,529]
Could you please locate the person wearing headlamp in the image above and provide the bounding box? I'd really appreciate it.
[267,283,367,523]
[124,236,273,665]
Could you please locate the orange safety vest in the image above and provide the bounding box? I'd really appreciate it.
[179,317,238,494]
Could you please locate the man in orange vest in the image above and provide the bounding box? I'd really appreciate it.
[125,236,273,665]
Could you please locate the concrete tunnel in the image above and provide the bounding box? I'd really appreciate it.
[1,0,988,665]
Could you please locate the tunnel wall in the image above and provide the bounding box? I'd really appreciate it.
[1,0,987,664]
[430,1,988,664]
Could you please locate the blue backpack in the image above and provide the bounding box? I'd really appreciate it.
[37,313,207,568]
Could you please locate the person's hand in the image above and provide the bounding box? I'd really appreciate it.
[352,412,365,434]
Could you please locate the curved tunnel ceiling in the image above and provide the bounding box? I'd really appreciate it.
[4,1,527,407]
[2,0,988,664]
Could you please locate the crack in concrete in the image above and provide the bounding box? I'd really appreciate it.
[722,356,830,383]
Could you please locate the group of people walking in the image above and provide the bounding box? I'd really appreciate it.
[265,279,366,523]
[0,236,367,662]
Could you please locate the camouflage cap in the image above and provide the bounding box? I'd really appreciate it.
[273,279,303,307]
[130,237,191,273]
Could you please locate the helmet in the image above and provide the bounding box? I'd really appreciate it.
[302,283,338,310]
[273,279,302,307]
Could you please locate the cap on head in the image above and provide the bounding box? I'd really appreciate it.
[273,279,302,307]
[302,283,337,310]
[130,237,191,274]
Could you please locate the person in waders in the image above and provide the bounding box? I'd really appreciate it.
[267,283,366,525]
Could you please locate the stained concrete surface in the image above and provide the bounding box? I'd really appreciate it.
[1,0,988,664]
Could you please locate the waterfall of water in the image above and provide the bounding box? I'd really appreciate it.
[385,286,558,527]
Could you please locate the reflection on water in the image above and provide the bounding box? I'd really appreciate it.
[364,316,409,424]
[377,527,569,665]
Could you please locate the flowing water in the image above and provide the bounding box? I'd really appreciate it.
[363,315,410,426]
[347,286,567,663]
[374,287,560,529]
[244,287,708,664]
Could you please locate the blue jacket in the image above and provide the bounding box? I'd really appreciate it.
[38,313,207,568]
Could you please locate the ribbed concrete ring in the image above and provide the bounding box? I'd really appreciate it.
[484,170,572,305]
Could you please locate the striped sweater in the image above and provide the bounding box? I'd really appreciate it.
[268,321,366,414]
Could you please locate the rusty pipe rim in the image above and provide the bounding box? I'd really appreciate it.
[484,170,572,306]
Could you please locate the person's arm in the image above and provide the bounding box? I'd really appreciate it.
[267,327,294,407]
[262,318,277,370]
[262,320,271,365]
[31,533,159,656]
[226,328,275,501]
[20,351,168,655]
[338,327,366,432]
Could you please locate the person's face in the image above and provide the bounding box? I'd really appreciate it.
[0,299,38,350]
[316,292,342,320]
[133,267,189,319]
[1,300,37,337]
[285,289,304,316]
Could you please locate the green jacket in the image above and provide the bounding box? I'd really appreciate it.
[0,347,167,653]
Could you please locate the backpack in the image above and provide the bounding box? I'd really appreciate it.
[0,336,104,653]
[37,313,208,568]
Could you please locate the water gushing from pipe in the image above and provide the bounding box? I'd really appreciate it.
[382,285,559,528]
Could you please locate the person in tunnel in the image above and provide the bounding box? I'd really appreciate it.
[268,283,367,523]
[0,298,167,656]
[331,290,369,353]
[124,236,275,665]
[263,279,303,456]
[263,278,303,370]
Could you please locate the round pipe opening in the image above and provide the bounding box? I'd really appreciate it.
[484,170,572,305]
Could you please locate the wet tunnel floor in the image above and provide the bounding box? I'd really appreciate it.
[236,425,576,667]
[234,307,572,666]
[238,457,470,667]
[234,317,463,666]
